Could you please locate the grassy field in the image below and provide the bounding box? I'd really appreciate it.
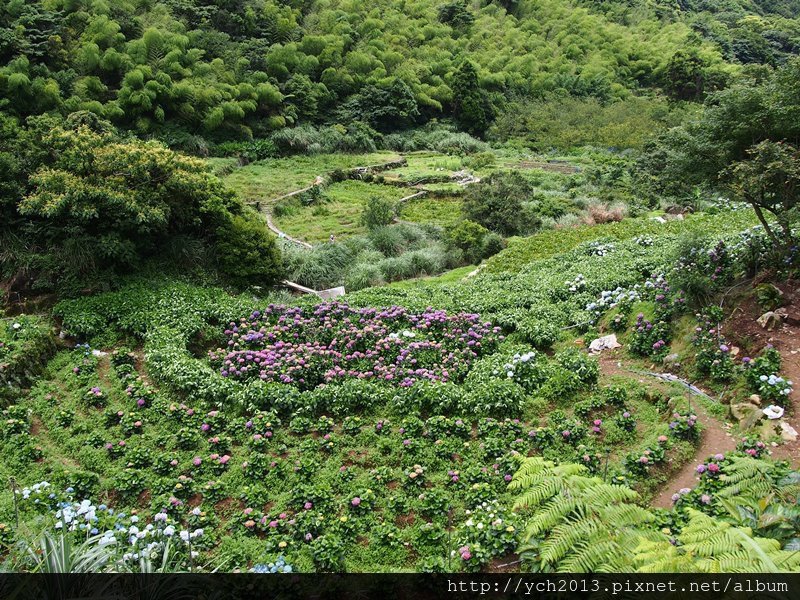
[219,152,399,202]
[484,210,760,273]
[205,157,238,176]
[274,180,411,243]
[398,194,463,227]
[380,151,464,183]
[384,264,476,289]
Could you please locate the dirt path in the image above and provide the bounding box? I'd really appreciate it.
[771,341,800,466]
[596,350,737,509]
[650,400,736,509]
[721,280,800,468]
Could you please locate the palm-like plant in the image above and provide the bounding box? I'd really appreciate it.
[24,530,114,573]
[718,495,800,547]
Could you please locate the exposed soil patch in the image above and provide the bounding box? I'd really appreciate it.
[595,347,737,509]
[137,489,152,507]
[395,511,416,528]
[516,160,579,174]
[214,497,243,523]
[95,355,113,387]
[133,350,157,387]
[487,554,521,573]
[722,279,800,467]
[650,403,736,509]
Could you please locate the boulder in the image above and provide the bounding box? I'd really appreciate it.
[730,402,763,429]
[748,394,762,406]
[780,421,799,443]
[758,420,780,441]
[663,353,680,366]
[588,334,621,354]
[757,310,787,331]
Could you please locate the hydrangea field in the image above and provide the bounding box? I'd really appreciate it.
[210,304,503,388]
[1,211,798,573]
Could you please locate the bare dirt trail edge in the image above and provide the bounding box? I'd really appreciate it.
[650,399,736,509]
[596,351,737,509]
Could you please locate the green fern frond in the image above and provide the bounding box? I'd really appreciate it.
[525,496,579,536]
[718,456,780,499]
[540,516,601,565]
[513,478,568,510]
[636,509,800,573]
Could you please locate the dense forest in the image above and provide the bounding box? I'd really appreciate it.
[1,0,799,578]
[1,0,798,141]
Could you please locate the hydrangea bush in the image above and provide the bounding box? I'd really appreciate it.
[210,303,503,389]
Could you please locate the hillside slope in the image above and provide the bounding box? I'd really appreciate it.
[2,0,795,143]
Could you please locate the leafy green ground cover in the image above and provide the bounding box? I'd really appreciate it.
[381,152,470,183]
[2,214,796,573]
[398,196,463,228]
[274,181,411,243]
[0,315,56,404]
[220,153,398,202]
[484,210,758,274]
[1,0,799,575]
[0,283,699,573]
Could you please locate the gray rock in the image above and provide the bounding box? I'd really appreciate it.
[780,421,798,443]
[757,310,787,331]
[663,353,680,365]
[730,402,763,430]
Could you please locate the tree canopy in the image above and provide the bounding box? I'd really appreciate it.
[1,0,783,145]
[1,115,280,292]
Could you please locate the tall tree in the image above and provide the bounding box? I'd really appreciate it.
[451,60,494,138]
[724,140,800,247]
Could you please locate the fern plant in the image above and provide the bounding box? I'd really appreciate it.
[511,456,800,573]
[510,457,658,572]
[717,456,788,499]
[714,457,800,547]
[634,509,800,573]
[717,456,800,500]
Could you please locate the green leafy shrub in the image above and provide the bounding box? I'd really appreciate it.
[361,196,396,230]
[462,172,541,236]
[463,379,526,417]
[0,316,56,402]
[215,214,282,288]
[446,220,490,264]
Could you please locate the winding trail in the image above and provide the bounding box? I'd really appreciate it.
[596,351,737,509]
[245,157,482,248]
[650,399,736,509]
[248,157,407,249]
